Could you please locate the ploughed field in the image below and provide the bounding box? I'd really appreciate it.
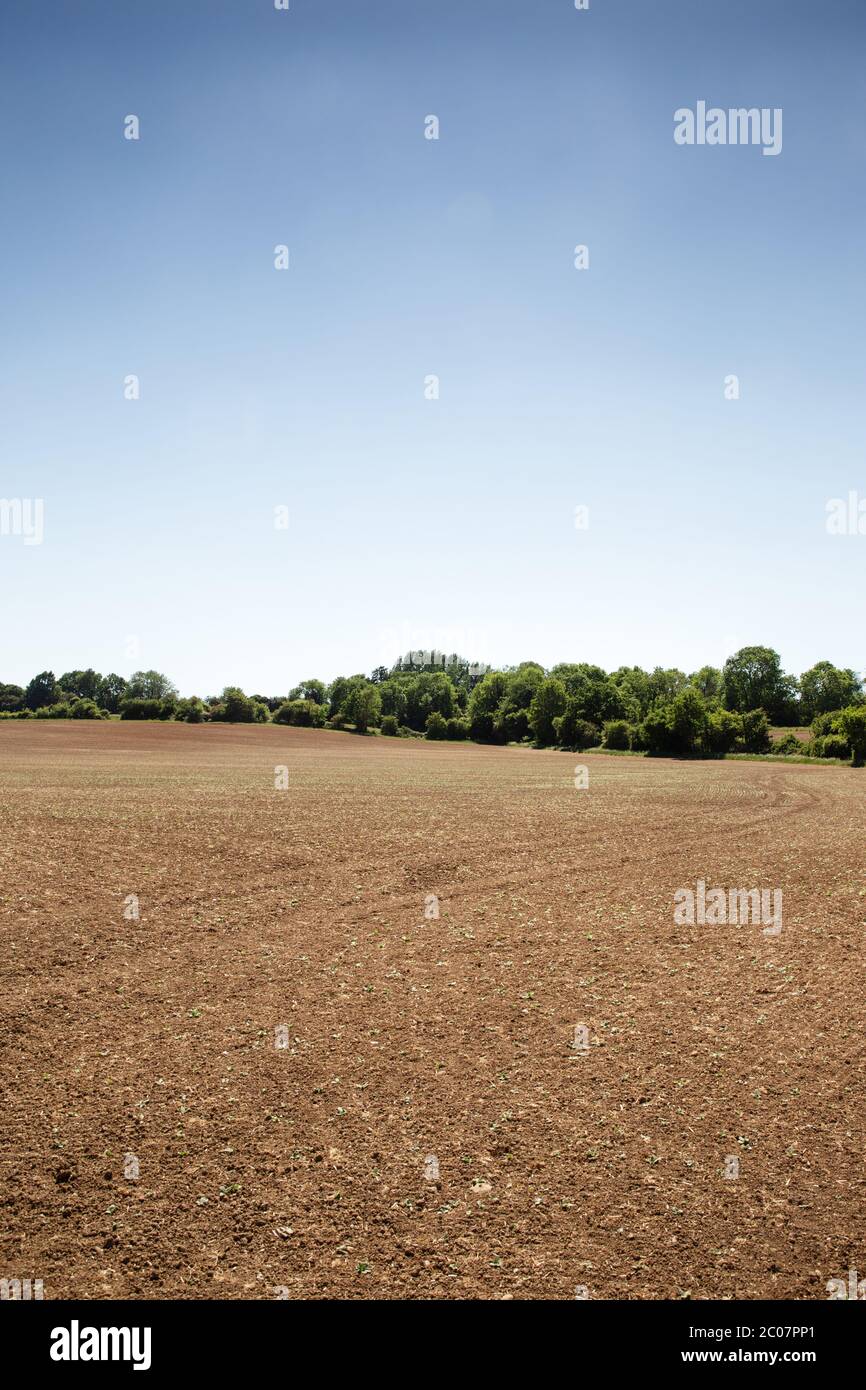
[1,721,864,1301]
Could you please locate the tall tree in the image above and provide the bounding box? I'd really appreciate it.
[98,673,127,713]
[25,671,59,709]
[799,662,862,721]
[343,681,381,733]
[722,647,795,721]
[467,671,508,742]
[58,669,101,700]
[689,666,724,702]
[0,683,24,712]
[126,670,178,700]
[528,678,567,747]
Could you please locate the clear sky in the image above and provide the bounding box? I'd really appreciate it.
[1,0,863,697]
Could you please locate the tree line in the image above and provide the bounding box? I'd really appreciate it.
[1,647,864,764]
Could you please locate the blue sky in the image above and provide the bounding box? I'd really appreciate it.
[1,0,863,696]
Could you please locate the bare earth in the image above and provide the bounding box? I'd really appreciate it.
[1,721,864,1301]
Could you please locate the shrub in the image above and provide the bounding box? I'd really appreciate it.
[69,698,105,719]
[496,704,531,743]
[445,717,469,740]
[554,707,600,751]
[640,705,673,754]
[274,699,327,727]
[35,702,72,719]
[810,711,842,740]
[739,709,771,754]
[602,719,630,750]
[773,732,805,755]
[119,697,162,720]
[704,708,740,757]
[838,705,866,766]
[380,714,400,736]
[176,697,205,723]
[251,701,270,724]
[425,711,447,740]
[821,733,850,760]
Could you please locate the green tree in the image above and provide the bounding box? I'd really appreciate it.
[289,679,326,704]
[467,672,508,742]
[218,687,256,722]
[25,671,59,709]
[839,705,866,766]
[647,667,689,705]
[668,688,709,755]
[550,664,633,724]
[176,696,205,723]
[97,673,127,713]
[528,678,567,746]
[127,670,178,700]
[722,647,794,722]
[401,673,456,731]
[505,662,545,709]
[554,701,599,750]
[799,662,863,722]
[69,698,104,719]
[0,683,24,712]
[610,667,654,718]
[690,666,724,702]
[343,681,381,733]
[496,663,544,742]
[640,705,674,754]
[274,699,326,727]
[704,708,740,756]
[119,697,162,720]
[740,709,772,753]
[378,679,408,724]
[551,662,607,695]
[425,711,447,740]
[58,669,101,700]
[603,719,631,750]
[327,677,351,720]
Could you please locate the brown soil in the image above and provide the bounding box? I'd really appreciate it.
[1,721,864,1300]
